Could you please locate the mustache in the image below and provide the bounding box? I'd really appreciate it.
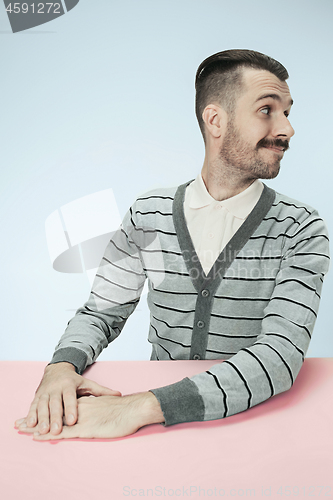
[257,138,290,151]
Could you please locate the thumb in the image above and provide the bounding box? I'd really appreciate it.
[77,378,122,397]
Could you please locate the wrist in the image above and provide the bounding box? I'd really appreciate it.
[126,392,165,428]
[45,362,76,373]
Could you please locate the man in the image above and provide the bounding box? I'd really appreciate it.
[15,49,330,440]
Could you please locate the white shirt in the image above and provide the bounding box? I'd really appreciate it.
[184,174,264,275]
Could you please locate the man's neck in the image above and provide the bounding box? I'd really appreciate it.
[201,157,256,201]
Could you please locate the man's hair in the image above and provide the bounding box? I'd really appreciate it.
[195,49,289,142]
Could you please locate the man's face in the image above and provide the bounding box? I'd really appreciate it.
[219,68,295,180]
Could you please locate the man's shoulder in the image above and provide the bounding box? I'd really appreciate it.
[268,188,329,240]
[271,189,318,220]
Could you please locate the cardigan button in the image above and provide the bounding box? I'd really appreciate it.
[201,289,209,297]
[197,320,205,328]
[193,354,201,360]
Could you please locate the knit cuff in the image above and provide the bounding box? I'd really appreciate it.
[48,347,88,375]
[150,377,205,426]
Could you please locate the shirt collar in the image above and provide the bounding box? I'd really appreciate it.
[187,174,264,220]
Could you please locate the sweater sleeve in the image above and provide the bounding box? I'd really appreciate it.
[150,210,330,425]
[49,203,162,375]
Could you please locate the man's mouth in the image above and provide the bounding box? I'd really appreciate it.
[263,146,285,153]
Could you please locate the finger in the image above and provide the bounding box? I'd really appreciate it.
[49,395,65,435]
[78,379,122,397]
[15,418,26,428]
[17,423,36,434]
[25,398,40,428]
[36,394,51,434]
[33,424,80,441]
[62,389,78,426]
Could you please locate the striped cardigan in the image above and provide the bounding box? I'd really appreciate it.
[50,181,330,426]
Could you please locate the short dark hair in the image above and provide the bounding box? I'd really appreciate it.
[195,49,289,142]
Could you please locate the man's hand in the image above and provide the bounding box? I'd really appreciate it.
[14,362,121,436]
[18,392,165,440]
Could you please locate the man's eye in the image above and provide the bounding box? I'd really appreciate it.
[260,107,270,115]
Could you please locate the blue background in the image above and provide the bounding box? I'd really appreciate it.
[1,0,332,361]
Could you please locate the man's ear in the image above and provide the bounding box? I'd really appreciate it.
[202,104,227,139]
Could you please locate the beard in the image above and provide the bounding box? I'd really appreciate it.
[219,118,289,180]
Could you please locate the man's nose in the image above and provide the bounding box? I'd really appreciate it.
[272,115,295,139]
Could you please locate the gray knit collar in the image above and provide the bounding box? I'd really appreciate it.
[172,180,276,294]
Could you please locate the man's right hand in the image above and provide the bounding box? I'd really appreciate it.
[14,362,121,436]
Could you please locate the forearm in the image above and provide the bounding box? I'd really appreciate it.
[151,342,302,426]
[50,298,140,374]
[50,214,147,373]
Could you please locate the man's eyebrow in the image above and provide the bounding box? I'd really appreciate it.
[255,93,294,106]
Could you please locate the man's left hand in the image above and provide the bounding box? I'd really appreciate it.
[17,392,165,440]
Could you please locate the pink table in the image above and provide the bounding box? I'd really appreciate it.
[3,359,333,499]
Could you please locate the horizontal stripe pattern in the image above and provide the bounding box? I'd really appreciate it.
[50,183,330,426]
